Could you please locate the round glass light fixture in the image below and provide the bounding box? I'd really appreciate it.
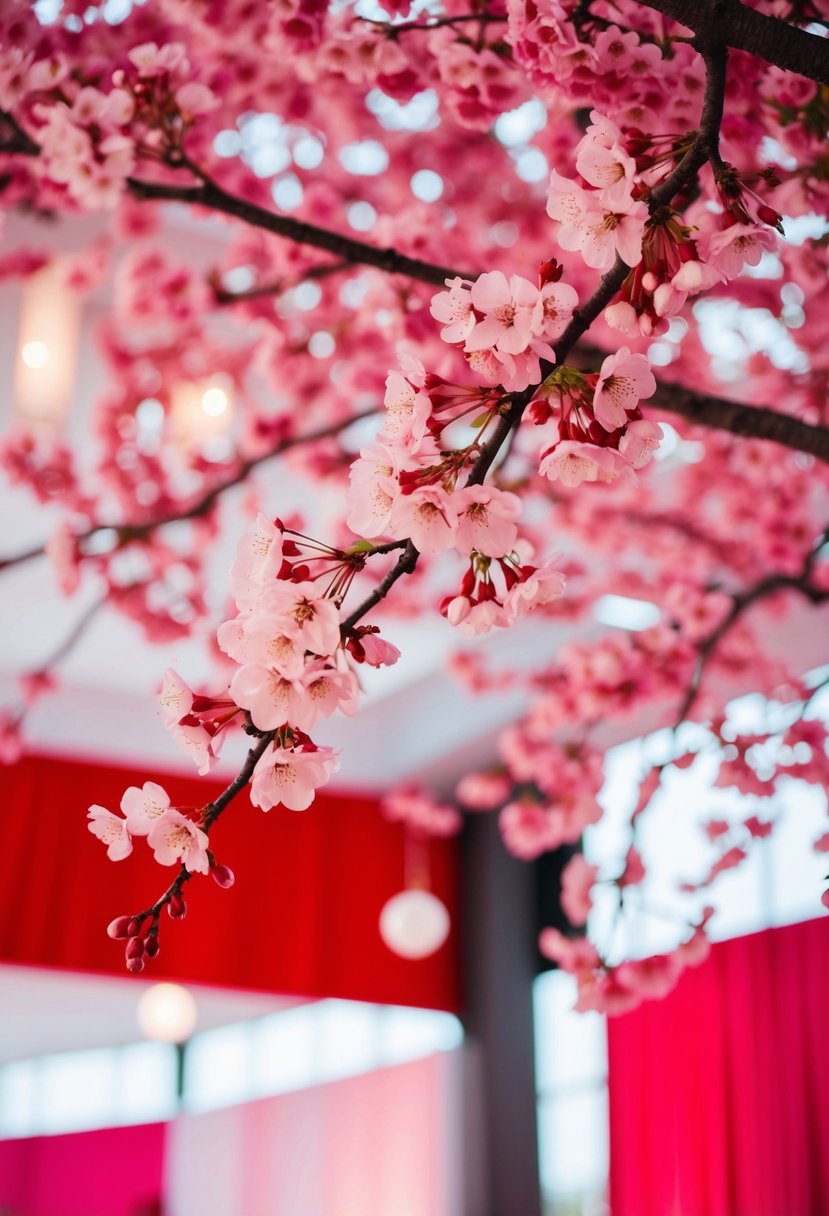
[201,385,229,417]
[21,340,49,369]
[379,889,451,960]
[137,982,198,1043]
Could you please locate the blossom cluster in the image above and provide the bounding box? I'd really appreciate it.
[545,110,783,338]
[3,40,217,209]
[89,781,209,873]
[532,349,661,488]
[430,269,578,392]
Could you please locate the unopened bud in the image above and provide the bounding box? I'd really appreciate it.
[126,957,145,974]
[126,936,145,960]
[145,936,161,959]
[211,864,235,889]
[538,257,563,287]
[757,204,783,233]
[126,917,144,938]
[107,916,133,940]
[168,892,187,919]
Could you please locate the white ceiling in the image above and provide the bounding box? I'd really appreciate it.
[0,962,300,1064]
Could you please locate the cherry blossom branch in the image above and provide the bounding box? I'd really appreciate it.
[358,12,506,36]
[575,343,829,462]
[340,540,420,633]
[0,109,40,157]
[126,730,275,932]
[5,102,827,464]
[126,172,475,287]
[674,529,829,725]
[1,593,108,753]
[0,409,378,572]
[212,260,350,304]
[34,593,107,672]
[633,0,829,85]
[109,41,737,955]
[649,382,829,461]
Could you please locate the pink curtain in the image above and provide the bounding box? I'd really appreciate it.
[608,918,829,1216]
[0,1122,165,1216]
[165,1053,464,1216]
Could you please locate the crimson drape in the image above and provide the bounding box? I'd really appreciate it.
[0,1122,165,1216]
[0,753,460,1011]
[608,918,829,1216]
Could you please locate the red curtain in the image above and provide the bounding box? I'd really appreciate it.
[0,753,460,1011]
[608,918,829,1216]
[0,1122,165,1216]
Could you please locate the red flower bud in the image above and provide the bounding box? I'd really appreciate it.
[126,936,145,960]
[168,892,187,920]
[126,957,145,974]
[145,936,161,959]
[211,864,235,889]
[127,917,145,938]
[757,204,784,233]
[538,257,564,287]
[107,916,133,940]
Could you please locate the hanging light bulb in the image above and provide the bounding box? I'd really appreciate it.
[169,373,235,453]
[379,888,451,960]
[14,263,80,430]
[137,982,198,1043]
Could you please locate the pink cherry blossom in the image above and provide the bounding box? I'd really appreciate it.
[430,277,476,344]
[250,743,340,812]
[382,785,462,837]
[120,781,172,836]
[389,486,458,554]
[88,806,133,861]
[453,485,521,558]
[593,347,656,431]
[704,224,778,280]
[147,810,210,873]
[539,441,636,488]
[539,927,601,973]
[346,443,401,538]
[466,272,539,357]
[257,582,341,656]
[560,854,599,925]
[575,111,637,208]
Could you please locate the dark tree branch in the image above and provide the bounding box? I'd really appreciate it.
[575,343,829,463]
[634,0,829,85]
[110,43,739,958]
[131,730,276,929]
[35,593,107,672]
[650,382,829,460]
[358,12,506,35]
[213,259,350,304]
[126,173,474,286]
[0,110,40,157]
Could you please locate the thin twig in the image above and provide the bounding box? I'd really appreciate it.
[0,409,378,570]
[358,12,506,35]
[213,259,350,304]
[135,730,276,924]
[674,529,829,725]
[126,173,475,287]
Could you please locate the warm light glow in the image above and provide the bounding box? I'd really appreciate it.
[21,340,49,369]
[14,265,80,430]
[379,889,451,960]
[201,385,229,416]
[170,375,235,450]
[137,982,198,1043]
